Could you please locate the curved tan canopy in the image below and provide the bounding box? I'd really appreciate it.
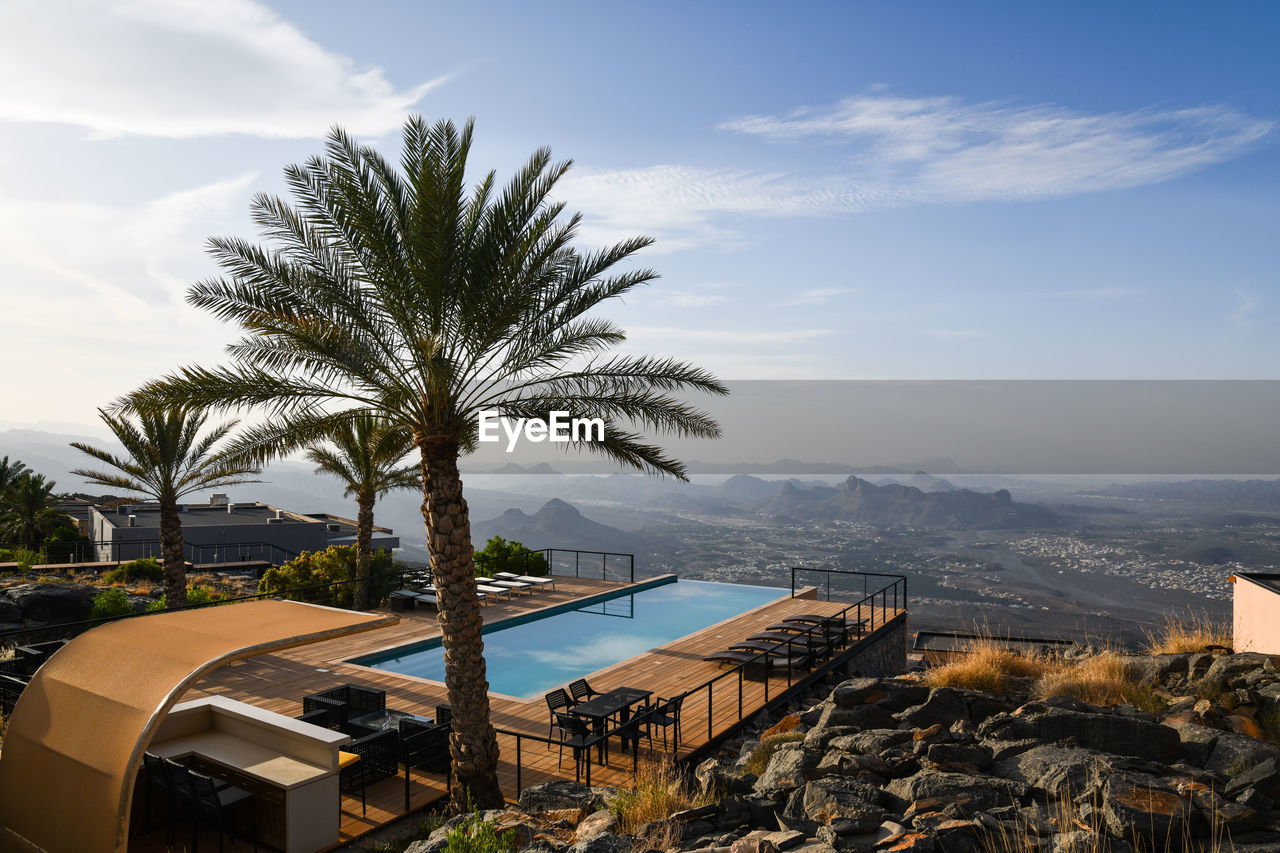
[0,599,396,853]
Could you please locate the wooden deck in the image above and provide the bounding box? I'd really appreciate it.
[129,575,905,850]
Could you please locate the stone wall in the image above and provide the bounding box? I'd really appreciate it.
[836,614,907,679]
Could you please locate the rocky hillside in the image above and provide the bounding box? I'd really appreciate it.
[387,651,1280,853]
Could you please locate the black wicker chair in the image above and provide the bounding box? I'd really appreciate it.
[435,704,452,726]
[553,712,592,775]
[141,752,176,842]
[400,719,451,811]
[544,688,573,739]
[341,730,398,816]
[303,683,386,728]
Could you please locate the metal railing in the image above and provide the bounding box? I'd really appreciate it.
[472,548,635,585]
[668,571,908,748]
[0,539,300,568]
[792,566,908,610]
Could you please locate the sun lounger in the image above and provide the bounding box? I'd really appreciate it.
[486,573,532,594]
[493,571,557,591]
[476,584,514,600]
[701,649,808,669]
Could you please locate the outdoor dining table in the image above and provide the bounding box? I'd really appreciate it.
[568,686,652,762]
[347,708,433,735]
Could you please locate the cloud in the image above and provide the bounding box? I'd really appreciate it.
[774,287,850,307]
[1034,288,1144,300]
[559,94,1271,249]
[0,0,446,138]
[626,326,836,345]
[641,287,730,308]
[923,330,990,340]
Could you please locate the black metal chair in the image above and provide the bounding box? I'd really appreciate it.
[400,718,451,811]
[553,712,592,775]
[650,694,684,748]
[187,769,257,853]
[141,752,175,842]
[544,688,573,739]
[435,704,452,726]
[568,678,598,705]
[340,730,398,816]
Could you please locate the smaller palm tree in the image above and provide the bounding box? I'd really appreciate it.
[0,473,74,546]
[70,409,259,607]
[305,414,417,610]
[0,456,30,491]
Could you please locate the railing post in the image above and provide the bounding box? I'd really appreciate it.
[738,668,743,720]
[516,735,522,795]
[708,684,713,740]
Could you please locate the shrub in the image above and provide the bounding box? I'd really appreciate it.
[104,557,164,585]
[258,545,402,609]
[145,585,225,611]
[443,814,516,853]
[0,547,43,571]
[474,536,549,578]
[1144,611,1233,655]
[611,758,709,839]
[924,637,1052,694]
[741,730,805,778]
[90,587,135,620]
[1034,650,1164,713]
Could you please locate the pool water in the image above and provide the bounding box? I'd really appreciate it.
[353,579,784,698]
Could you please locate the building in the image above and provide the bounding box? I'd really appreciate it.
[1230,572,1280,653]
[88,495,399,565]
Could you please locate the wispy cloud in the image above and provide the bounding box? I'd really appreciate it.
[560,93,1271,249]
[626,326,836,345]
[773,287,850,307]
[641,286,731,308]
[923,329,990,340]
[1034,287,1144,300]
[0,0,446,138]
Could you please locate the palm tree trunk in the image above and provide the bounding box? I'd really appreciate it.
[158,497,187,608]
[417,434,503,809]
[354,492,374,610]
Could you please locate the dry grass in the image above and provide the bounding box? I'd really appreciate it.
[923,637,1054,694]
[742,730,805,778]
[610,758,711,839]
[1143,611,1233,655]
[1035,651,1164,713]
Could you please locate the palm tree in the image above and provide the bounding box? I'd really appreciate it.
[0,456,30,491]
[70,409,259,608]
[124,116,726,807]
[304,413,417,610]
[0,473,73,545]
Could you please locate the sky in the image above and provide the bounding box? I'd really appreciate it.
[1,0,1278,436]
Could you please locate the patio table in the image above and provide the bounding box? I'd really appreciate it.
[568,686,652,762]
[347,708,432,736]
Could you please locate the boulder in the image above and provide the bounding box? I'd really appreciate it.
[826,729,912,756]
[754,743,817,795]
[568,833,632,853]
[830,678,885,708]
[0,594,22,625]
[1052,830,1131,853]
[896,689,971,728]
[1162,718,1218,766]
[4,583,96,623]
[1203,729,1280,775]
[1225,757,1280,799]
[923,743,991,773]
[696,758,731,797]
[1101,772,1192,845]
[800,778,887,832]
[886,770,1027,815]
[520,781,606,813]
[575,810,618,842]
[979,704,1181,764]
[813,703,898,733]
[1203,653,1273,690]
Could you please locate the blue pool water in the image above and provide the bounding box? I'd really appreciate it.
[352,579,784,698]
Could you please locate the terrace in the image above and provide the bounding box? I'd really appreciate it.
[0,553,907,852]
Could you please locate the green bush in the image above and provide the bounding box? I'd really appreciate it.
[443,815,516,853]
[0,547,43,571]
[104,557,164,585]
[473,536,549,577]
[144,585,225,611]
[90,587,135,620]
[258,545,402,609]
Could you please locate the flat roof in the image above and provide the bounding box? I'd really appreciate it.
[96,503,319,528]
[1234,572,1280,595]
[912,630,1076,653]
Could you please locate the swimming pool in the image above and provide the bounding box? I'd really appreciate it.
[351,579,785,698]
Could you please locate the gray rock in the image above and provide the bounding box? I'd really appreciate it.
[826,729,912,756]
[886,770,1027,814]
[1053,830,1132,853]
[896,688,971,728]
[924,742,991,772]
[1101,772,1192,845]
[754,743,817,795]
[1203,729,1280,775]
[979,704,1182,763]
[716,796,752,830]
[569,833,632,853]
[1164,718,1219,766]
[813,703,897,733]
[800,778,887,832]
[577,810,619,842]
[830,678,885,708]
[991,745,1112,800]
[520,781,603,813]
[1203,653,1273,690]
[0,594,22,625]
[696,758,730,797]
[1226,757,1280,799]
[4,583,96,623]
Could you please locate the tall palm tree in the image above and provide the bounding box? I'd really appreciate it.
[304,413,417,610]
[124,116,726,807]
[0,473,73,545]
[70,409,259,607]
